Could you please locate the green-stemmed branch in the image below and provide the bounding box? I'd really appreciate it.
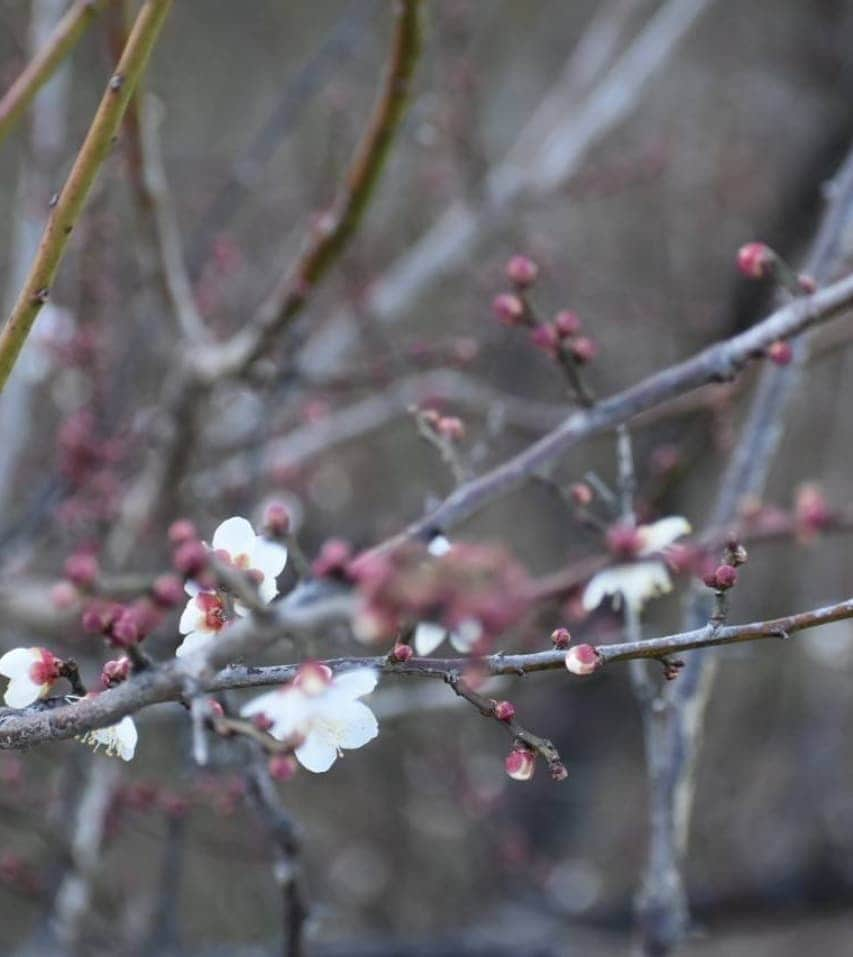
[0,0,173,394]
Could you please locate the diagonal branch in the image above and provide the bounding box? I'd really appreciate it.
[0,0,173,394]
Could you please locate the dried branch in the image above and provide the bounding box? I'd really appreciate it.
[0,0,174,393]
[0,0,112,147]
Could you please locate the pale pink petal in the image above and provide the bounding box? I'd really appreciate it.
[211,516,255,556]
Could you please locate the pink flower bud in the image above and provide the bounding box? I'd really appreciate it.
[550,761,568,782]
[569,336,598,364]
[51,581,79,610]
[388,643,413,663]
[530,323,559,355]
[252,712,274,733]
[551,627,572,649]
[493,700,516,721]
[151,574,184,608]
[81,600,121,635]
[168,519,197,545]
[569,482,593,507]
[505,254,539,288]
[293,661,333,696]
[63,552,99,590]
[173,540,208,577]
[110,608,140,647]
[737,242,774,279]
[553,310,582,338]
[710,564,738,590]
[437,416,465,441]
[312,538,353,578]
[101,657,131,688]
[208,700,224,718]
[767,340,793,366]
[565,643,600,676]
[263,501,291,538]
[606,523,642,559]
[492,292,525,326]
[268,754,298,782]
[505,747,536,781]
[798,274,817,294]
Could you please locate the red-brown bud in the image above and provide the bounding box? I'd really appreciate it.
[505,254,539,288]
[492,293,525,326]
[551,627,572,649]
[530,323,559,354]
[388,643,413,663]
[737,242,774,279]
[268,754,298,782]
[767,340,793,366]
[553,310,582,338]
[505,747,536,781]
[151,574,184,608]
[173,540,208,577]
[493,700,516,721]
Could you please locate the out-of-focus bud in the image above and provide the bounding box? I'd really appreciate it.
[492,292,525,326]
[530,323,559,355]
[568,336,598,364]
[569,482,593,507]
[268,754,298,782]
[312,539,353,578]
[505,254,539,288]
[263,501,291,539]
[564,643,600,676]
[437,416,465,441]
[151,574,184,608]
[737,242,774,279]
[505,746,536,781]
[798,274,817,294]
[168,519,197,546]
[101,657,131,688]
[704,563,737,591]
[388,643,413,663]
[493,700,516,721]
[606,523,642,559]
[110,608,140,647]
[554,310,582,338]
[767,340,793,366]
[64,552,99,590]
[51,581,79,610]
[551,627,572,649]
[173,540,208,578]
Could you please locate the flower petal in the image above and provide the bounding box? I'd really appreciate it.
[211,516,255,555]
[4,677,41,709]
[449,618,481,653]
[0,647,37,679]
[175,631,216,658]
[295,730,339,773]
[250,537,288,581]
[179,597,206,635]
[582,561,673,613]
[428,535,452,557]
[413,622,447,656]
[638,516,691,556]
[336,700,378,750]
[115,716,138,761]
[333,668,378,699]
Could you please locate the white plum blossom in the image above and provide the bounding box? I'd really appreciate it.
[241,664,379,773]
[411,534,482,656]
[77,716,138,761]
[0,647,60,708]
[176,582,227,658]
[583,516,691,614]
[209,516,288,606]
[177,516,288,657]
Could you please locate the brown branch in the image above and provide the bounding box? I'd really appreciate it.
[1,592,852,753]
[194,0,424,382]
[0,0,174,393]
[0,0,113,147]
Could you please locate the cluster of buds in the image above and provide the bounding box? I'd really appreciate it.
[702,538,747,592]
[530,311,597,365]
[81,596,164,648]
[350,541,530,647]
[737,241,818,298]
[55,410,126,528]
[312,538,354,579]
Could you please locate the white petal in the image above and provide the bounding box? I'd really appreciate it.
[449,618,481,653]
[413,622,447,656]
[115,717,138,761]
[638,516,691,556]
[184,580,201,598]
[332,668,378,699]
[240,689,281,719]
[4,677,41,709]
[0,647,37,679]
[295,730,339,773]
[256,575,279,606]
[250,537,288,580]
[242,687,309,739]
[337,700,378,749]
[582,561,673,613]
[175,631,216,658]
[179,597,206,635]
[428,535,452,557]
[211,516,255,555]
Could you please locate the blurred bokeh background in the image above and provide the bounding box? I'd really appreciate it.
[2,1,853,954]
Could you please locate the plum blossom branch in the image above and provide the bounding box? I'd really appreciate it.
[0,0,174,393]
[0,0,113,147]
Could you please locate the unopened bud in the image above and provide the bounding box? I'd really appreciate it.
[173,540,208,577]
[168,519,197,545]
[492,293,525,326]
[554,310,582,338]
[64,552,99,590]
[569,482,593,507]
[767,340,793,366]
[151,574,184,608]
[551,627,572,649]
[437,416,465,441]
[565,643,600,676]
[268,754,298,782]
[505,254,539,288]
[737,242,774,279]
[530,323,559,354]
[493,700,516,721]
[505,747,536,781]
[101,657,131,687]
[312,539,353,578]
[263,501,291,538]
[708,563,737,590]
[388,643,413,663]
[568,336,598,364]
